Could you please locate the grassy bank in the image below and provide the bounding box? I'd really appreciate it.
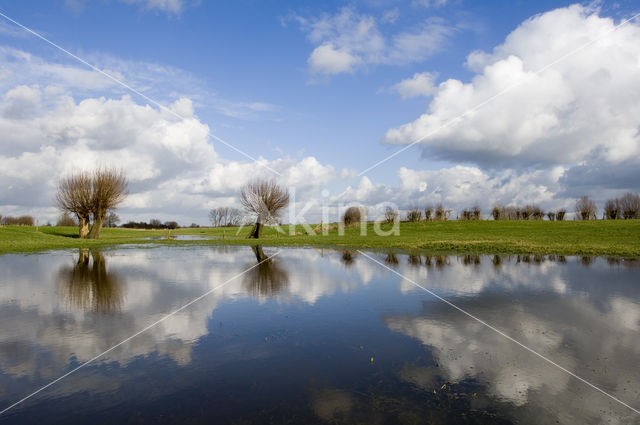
[0,220,639,257]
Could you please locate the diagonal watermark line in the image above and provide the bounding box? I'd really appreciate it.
[357,11,640,177]
[0,11,282,177]
[0,249,282,416]
[357,250,640,416]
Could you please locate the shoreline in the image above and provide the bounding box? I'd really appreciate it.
[1,220,639,257]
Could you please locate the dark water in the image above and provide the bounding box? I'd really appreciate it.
[0,246,638,424]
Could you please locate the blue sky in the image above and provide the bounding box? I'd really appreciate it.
[0,0,639,224]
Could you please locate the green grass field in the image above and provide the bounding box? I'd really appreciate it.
[1,220,639,257]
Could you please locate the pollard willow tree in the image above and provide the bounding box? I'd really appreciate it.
[56,168,128,239]
[56,171,93,238]
[87,168,128,239]
[240,179,289,239]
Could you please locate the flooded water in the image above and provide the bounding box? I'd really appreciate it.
[0,246,638,424]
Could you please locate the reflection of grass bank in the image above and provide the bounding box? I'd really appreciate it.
[1,220,639,257]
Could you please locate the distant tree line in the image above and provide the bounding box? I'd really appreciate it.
[122,219,179,229]
[0,215,35,225]
[388,191,639,223]
[491,204,561,221]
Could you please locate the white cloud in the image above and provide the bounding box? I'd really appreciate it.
[334,165,567,215]
[0,46,352,225]
[388,18,452,63]
[308,43,362,75]
[392,72,438,98]
[384,5,640,171]
[120,0,187,14]
[381,4,640,201]
[0,46,281,123]
[0,82,350,224]
[294,7,453,77]
[380,9,399,25]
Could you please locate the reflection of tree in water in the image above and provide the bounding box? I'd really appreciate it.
[462,254,481,267]
[580,256,594,267]
[607,257,640,268]
[492,255,504,269]
[384,253,399,266]
[407,255,422,266]
[340,251,356,268]
[424,255,450,270]
[57,249,124,313]
[243,246,289,297]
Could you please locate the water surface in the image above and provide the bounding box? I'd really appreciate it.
[0,246,638,424]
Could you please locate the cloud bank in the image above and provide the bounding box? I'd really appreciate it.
[383,5,640,196]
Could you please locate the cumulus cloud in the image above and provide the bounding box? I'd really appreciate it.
[308,43,362,75]
[0,247,376,382]
[0,95,349,222]
[384,5,640,166]
[334,165,567,216]
[382,4,640,202]
[0,45,351,224]
[392,72,438,98]
[0,85,349,224]
[293,7,453,77]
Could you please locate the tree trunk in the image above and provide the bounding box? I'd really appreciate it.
[78,216,90,239]
[252,245,268,262]
[248,221,263,239]
[87,210,106,239]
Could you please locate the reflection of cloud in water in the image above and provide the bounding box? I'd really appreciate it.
[0,246,639,423]
[0,247,373,384]
[311,388,354,422]
[385,292,640,423]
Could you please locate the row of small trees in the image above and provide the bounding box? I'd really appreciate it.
[574,193,640,220]
[403,204,452,222]
[490,204,566,221]
[446,193,639,221]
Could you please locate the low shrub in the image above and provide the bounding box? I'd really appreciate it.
[343,206,364,226]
